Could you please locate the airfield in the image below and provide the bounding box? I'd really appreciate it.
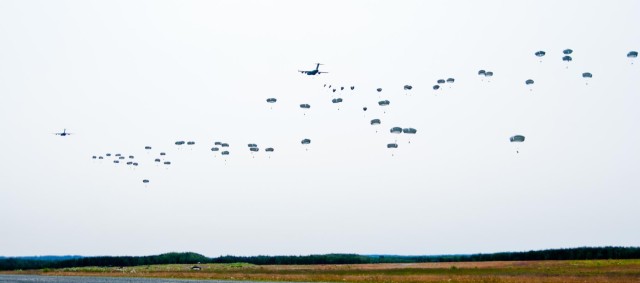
[4,260,640,282]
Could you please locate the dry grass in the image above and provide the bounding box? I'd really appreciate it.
[4,260,640,282]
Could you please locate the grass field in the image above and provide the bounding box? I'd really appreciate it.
[4,260,640,282]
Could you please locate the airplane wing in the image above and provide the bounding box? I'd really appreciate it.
[298,70,308,74]
[318,72,329,74]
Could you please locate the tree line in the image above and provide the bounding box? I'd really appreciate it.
[2,247,639,271]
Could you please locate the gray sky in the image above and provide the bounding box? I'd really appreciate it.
[1,0,639,257]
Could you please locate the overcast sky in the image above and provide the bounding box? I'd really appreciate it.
[1,0,639,257]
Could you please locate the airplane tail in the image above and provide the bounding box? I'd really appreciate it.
[315,63,323,70]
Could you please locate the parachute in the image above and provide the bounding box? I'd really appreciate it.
[510,135,525,153]
[363,107,368,111]
[187,141,195,145]
[433,85,440,90]
[92,156,97,159]
[485,71,494,77]
[221,151,230,155]
[142,179,149,184]
[525,79,534,85]
[154,158,161,162]
[126,161,133,165]
[370,119,381,125]
[133,162,138,166]
[332,98,343,103]
[211,147,219,152]
[144,146,152,150]
[563,49,573,55]
[404,85,413,90]
[582,72,593,85]
[387,143,398,148]
[129,155,134,159]
[115,154,121,157]
[628,51,638,64]
[562,55,572,68]
[248,144,257,148]
[535,50,546,57]
[350,86,355,90]
[446,78,455,83]
[437,79,446,84]
[510,135,525,142]
[175,141,185,145]
[390,127,403,134]
[265,147,275,152]
[340,86,344,91]
[114,160,119,164]
[98,156,103,159]
[249,147,259,152]
[119,156,125,160]
[478,70,486,76]
[377,88,382,92]
[214,141,222,146]
[106,153,111,157]
[266,98,277,103]
[301,138,311,145]
[160,152,166,156]
[221,143,229,147]
[299,104,311,109]
[164,161,171,165]
[402,128,417,134]
[378,100,390,106]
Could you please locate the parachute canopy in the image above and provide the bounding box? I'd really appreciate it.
[249,147,259,152]
[433,85,440,90]
[404,85,413,90]
[266,98,277,103]
[628,51,638,58]
[376,88,382,92]
[175,141,185,145]
[248,144,258,148]
[160,152,166,156]
[485,71,494,77]
[211,147,219,152]
[582,72,593,78]
[562,55,572,62]
[387,143,398,148]
[510,135,525,142]
[437,79,446,84]
[221,143,229,147]
[535,50,546,57]
[363,107,368,111]
[265,147,274,152]
[332,98,343,103]
[478,70,486,76]
[370,119,381,125]
[214,141,222,145]
[187,141,195,145]
[350,86,355,90]
[525,79,534,85]
[154,158,161,162]
[299,104,311,109]
[378,100,390,106]
[144,146,152,150]
[301,138,311,145]
[143,179,149,183]
[221,151,230,155]
[390,127,403,134]
[447,78,455,83]
[563,49,573,55]
[403,128,417,134]
[164,161,171,165]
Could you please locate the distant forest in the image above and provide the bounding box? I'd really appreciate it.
[1,247,639,271]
